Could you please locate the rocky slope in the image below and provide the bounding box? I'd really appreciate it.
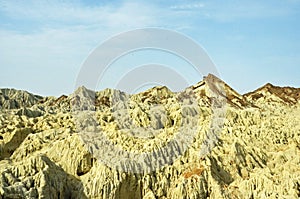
[0,89,43,110]
[0,74,299,199]
[244,83,300,105]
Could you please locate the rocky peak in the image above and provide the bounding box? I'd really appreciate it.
[189,74,251,108]
[0,77,299,198]
[72,86,95,99]
[70,86,96,111]
[0,88,43,110]
[134,86,173,104]
[244,83,300,105]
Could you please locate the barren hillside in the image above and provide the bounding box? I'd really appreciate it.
[0,74,299,199]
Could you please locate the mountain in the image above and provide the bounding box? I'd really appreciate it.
[244,83,300,105]
[1,75,298,113]
[190,74,252,108]
[0,75,299,198]
[0,88,43,110]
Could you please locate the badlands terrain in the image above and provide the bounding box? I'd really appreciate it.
[0,74,299,199]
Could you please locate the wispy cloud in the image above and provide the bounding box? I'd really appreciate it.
[0,0,166,95]
[170,2,205,10]
[167,0,299,23]
[0,0,158,29]
[0,0,299,95]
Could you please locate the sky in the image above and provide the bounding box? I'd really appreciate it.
[0,0,299,96]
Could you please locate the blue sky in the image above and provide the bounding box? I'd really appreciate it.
[0,0,299,96]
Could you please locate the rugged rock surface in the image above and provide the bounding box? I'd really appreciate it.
[0,89,43,110]
[0,74,299,198]
[244,83,300,105]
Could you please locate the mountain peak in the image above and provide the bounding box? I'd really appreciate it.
[75,85,90,93]
[244,83,300,105]
[264,83,274,88]
[0,88,43,109]
[188,74,252,108]
[70,86,96,111]
[204,73,222,81]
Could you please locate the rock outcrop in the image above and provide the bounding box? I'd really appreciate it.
[0,74,299,198]
[244,83,300,105]
[0,89,43,110]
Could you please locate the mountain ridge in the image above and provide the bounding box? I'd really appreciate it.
[0,74,299,198]
[244,82,300,105]
[1,74,299,111]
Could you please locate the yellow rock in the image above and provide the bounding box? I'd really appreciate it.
[0,76,299,198]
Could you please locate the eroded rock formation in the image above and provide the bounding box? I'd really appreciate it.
[0,74,299,198]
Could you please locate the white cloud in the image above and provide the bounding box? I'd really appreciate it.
[0,0,164,72]
[0,0,165,95]
[0,0,158,28]
[168,0,299,23]
[0,0,299,95]
[170,3,205,10]
[202,0,298,22]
